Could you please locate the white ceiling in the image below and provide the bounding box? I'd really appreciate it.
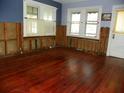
[53,0,87,3]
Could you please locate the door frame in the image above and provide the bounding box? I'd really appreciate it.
[107,4,124,57]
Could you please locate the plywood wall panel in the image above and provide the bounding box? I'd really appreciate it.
[36,39,41,49]
[66,27,109,55]
[0,41,5,56]
[31,39,36,50]
[7,40,18,55]
[0,23,110,57]
[0,23,4,40]
[77,39,82,49]
[0,22,21,56]
[23,36,55,52]
[5,23,17,39]
[49,37,55,48]
[40,37,47,49]
[56,25,67,47]
[23,39,30,52]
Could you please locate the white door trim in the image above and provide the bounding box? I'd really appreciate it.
[107,4,124,57]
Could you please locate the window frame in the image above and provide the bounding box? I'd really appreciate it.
[27,6,39,19]
[67,6,102,39]
[70,12,81,35]
[85,11,99,37]
[23,0,57,37]
[26,5,39,34]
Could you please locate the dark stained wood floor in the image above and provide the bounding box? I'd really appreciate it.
[0,48,124,93]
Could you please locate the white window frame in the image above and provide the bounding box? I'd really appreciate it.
[23,0,57,37]
[26,5,39,35]
[67,6,102,39]
[26,5,39,19]
[70,11,81,35]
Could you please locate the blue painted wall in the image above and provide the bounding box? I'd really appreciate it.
[0,0,62,25]
[0,0,23,22]
[62,0,124,27]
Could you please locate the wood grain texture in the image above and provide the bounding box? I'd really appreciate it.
[56,25,67,47]
[0,22,55,56]
[67,27,110,55]
[0,22,109,57]
[0,23,4,40]
[0,41,5,55]
[23,36,55,53]
[0,48,124,93]
[0,22,21,56]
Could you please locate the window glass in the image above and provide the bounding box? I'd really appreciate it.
[72,12,80,22]
[27,6,38,19]
[115,11,124,33]
[71,24,80,34]
[85,12,98,37]
[33,8,38,15]
[24,3,56,37]
[26,6,38,35]
[70,13,80,34]
[86,24,97,37]
[27,6,32,14]
[32,21,37,33]
[67,7,101,39]
[87,12,98,21]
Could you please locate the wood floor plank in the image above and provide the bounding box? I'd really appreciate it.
[0,48,124,93]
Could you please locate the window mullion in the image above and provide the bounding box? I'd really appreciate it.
[79,9,86,36]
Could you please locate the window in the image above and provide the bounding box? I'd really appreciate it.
[67,7,102,39]
[26,6,38,34]
[115,11,124,33]
[41,5,56,35]
[85,12,99,37]
[42,7,54,21]
[24,0,57,37]
[27,6,38,19]
[70,12,81,35]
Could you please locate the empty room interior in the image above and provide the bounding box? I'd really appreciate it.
[0,0,124,93]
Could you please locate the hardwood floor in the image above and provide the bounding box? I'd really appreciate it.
[0,48,124,93]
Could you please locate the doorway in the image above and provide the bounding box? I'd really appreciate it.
[107,5,124,59]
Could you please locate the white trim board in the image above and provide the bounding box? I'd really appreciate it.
[53,0,88,3]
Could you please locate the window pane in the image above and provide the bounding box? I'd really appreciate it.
[42,6,55,21]
[87,12,98,21]
[27,6,32,14]
[72,13,81,22]
[115,11,124,33]
[27,6,38,19]
[71,23,80,34]
[25,19,38,35]
[86,24,97,37]
[33,7,38,15]
[32,22,37,33]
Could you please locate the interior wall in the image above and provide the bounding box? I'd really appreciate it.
[0,0,62,25]
[62,0,124,27]
[0,0,23,22]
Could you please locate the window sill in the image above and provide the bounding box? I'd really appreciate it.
[67,35,99,40]
[23,35,55,38]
